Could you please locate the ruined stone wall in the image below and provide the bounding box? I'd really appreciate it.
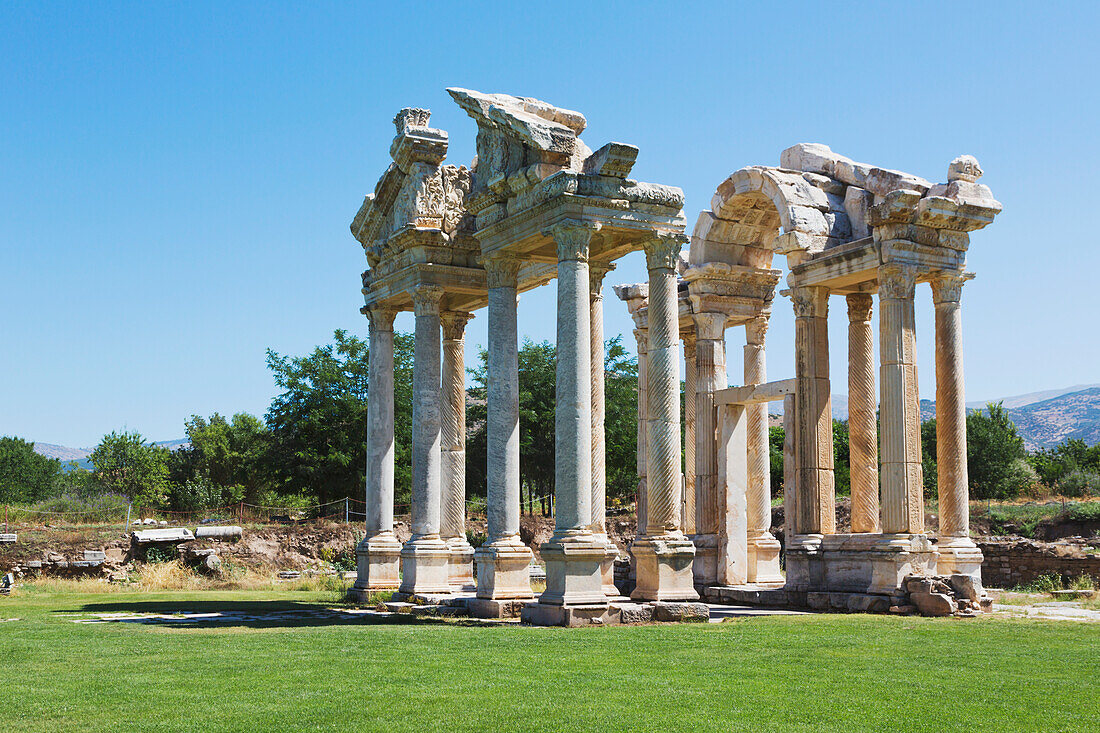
[979,540,1100,588]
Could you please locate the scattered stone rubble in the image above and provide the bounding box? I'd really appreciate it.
[890,574,993,618]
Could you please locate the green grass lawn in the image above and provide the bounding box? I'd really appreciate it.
[3,589,1098,732]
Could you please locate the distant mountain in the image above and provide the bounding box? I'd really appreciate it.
[32,438,188,470]
[769,385,1100,450]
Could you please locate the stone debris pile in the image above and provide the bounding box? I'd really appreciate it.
[891,574,993,617]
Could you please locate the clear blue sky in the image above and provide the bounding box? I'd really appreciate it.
[2,2,1097,448]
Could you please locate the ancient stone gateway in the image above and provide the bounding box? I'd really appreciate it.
[350,88,1002,622]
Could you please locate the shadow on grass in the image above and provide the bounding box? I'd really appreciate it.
[61,599,444,630]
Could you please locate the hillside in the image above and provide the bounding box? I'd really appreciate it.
[1001,386,1100,449]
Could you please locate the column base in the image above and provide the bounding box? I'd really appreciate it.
[787,533,939,594]
[691,532,718,587]
[747,532,784,587]
[631,534,698,601]
[445,536,476,590]
[351,531,402,599]
[520,601,619,627]
[593,533,622,597]
[399,537,452,595]
[540,531,608,606]
[474,538,534,600]
[936,536,985,592]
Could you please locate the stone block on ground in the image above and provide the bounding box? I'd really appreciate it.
[194,526,243,540]
[83,550,106,562]
[466,598,528,619]
[948,574,980,601]
[520,602,617,627]
[131,528,195,544]
[651,601,709,623]
[612,602,653,624]
[911,591,957,617]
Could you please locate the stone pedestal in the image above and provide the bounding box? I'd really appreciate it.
[632,536,699,601]
[746,535,784,587]
[474,539,536,600]
[540,534,609,606]
[351,532,402,600]
[784,533,938,595]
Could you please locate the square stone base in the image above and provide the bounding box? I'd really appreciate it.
[631,535,698,601]
[594,534,621,598]
[747,533,784,587]
[466,597,528,619]
[691,532,718,587]
[399,538,452,595]
[936,537,984,592]
[540,533,607,606]
[351,532,402,600]
[785,533,939,594]
[446,537,476,590]
[521,602,616,627]
[475,540,535,600]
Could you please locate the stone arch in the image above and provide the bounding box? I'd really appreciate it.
[689,165,857,270]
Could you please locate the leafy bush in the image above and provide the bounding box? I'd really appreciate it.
[1017,572,1063,594]
[1058,470,1100,498]
[31,492,130,523]
[1066,502,1100,522]
[466,531,487,549]
[145,545,178,564]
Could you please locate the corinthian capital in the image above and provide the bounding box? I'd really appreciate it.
[544,219,600,262]
[642,232,687,273]
[745,315,769,346]
[930,270,971,305]
[692,312,726,341]
[440,311,473,340]
[365,306,398,332]
[846,293,874,323]
[790,286,829,318]
[589,261,615,297]
[877,265,918,301]
[482,254,521,289]
[411,285,444,316]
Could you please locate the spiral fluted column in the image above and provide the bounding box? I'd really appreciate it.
[590,262,619,596]
[632,233,697,601]
[847,293,880,534]
[744,315,782,584]
[441,311,475,588]
[682,331,697,536]
[634,326,649,534]
[400,285,451,594]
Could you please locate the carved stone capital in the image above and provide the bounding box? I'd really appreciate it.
[790,286,829,318]
[411,285,444,316]
[440,311,473,340]
[544,220,600,262]
[365,306,398,332]
[930,270,970,304]
[482,254,521,289]
[745,315,769,346]
[643,233,687,273]
[877,265,918,301]
[846,293,874,323]
[692,312,726,342]
[681,330,697,352]
[633,327,649,352]
[589,261,615,297]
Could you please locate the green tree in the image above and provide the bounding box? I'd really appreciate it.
[832,419,851,496]
[603,336,639,505]
[169,412,269,506]
[921,418,938,497]
[966,402,1033,499]
[89,431,171,511]
[0,436,62,503]
[264,329,414,505]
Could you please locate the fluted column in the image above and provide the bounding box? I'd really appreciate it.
[538,220,606,607]
[400,285,451,595]
[932,271,983,580]
[634,326,649,534]
[744,315,782,585]
[440,311,475,589]
[790,286,835,536]
[474,255,533,602]
[691,311,726,586]
[632,233,697,601]
[353,306,402,596]
[682,331,697,536]
[847,293,880,534]
[878,265,923,535]
[590,262,619,597]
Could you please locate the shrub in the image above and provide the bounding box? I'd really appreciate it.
[1066,502,1100,522]
[466,531,487,549]
[1058,470,1100,498]
[145,545,178,564]
[1018,572,1062,594]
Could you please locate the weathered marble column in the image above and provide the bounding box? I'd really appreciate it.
[682,331,697,537]
[632,233,697,601]
[475,255,533,602]
[745,316,783,585]
[400,285,451,594]
[847,293,880,534]
[634,326,649,535]
[782,393,797,541]
[691,311,727,586]
[353,306,402,597]
[790,286,835,536]
[589,262,619,597]
[932,271,983,582]
[877,265,923,535]
[539,220,607,608]
[440,311,475,589]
